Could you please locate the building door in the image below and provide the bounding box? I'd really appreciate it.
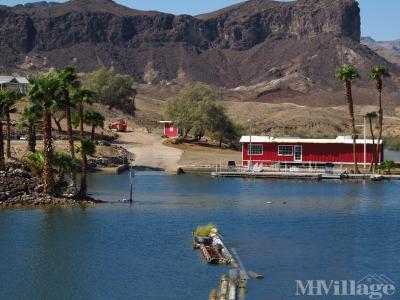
[294,145,302,162]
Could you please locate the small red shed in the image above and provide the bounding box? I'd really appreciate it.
[240,136,384,167]
[160,121,181,138]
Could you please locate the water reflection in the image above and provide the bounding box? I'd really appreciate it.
[0,173,399,300]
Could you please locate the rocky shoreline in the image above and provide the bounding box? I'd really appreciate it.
[0,163,102,209]
[89,143,132,171]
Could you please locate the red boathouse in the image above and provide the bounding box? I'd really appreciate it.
[160,121,181,138]
[240,136,383,167]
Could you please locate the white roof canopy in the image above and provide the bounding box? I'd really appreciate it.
[0,76,28,85]
[240,136,382,145]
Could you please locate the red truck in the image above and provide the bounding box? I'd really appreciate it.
[108,119,128,132]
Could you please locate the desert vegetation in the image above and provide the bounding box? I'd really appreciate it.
[84,68,137,114]
[0,67,128,200]
[164,83,241,147]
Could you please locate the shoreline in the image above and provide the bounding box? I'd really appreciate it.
[0,162,104,209]
[0,198,103,209]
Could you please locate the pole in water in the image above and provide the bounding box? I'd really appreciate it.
[129,166,134,202]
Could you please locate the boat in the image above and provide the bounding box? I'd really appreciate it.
[199,244,229,264]
[192,231,234,265]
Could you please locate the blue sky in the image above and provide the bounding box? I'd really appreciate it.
[3,0,399,41]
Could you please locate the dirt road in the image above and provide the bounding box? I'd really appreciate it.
[116,131,182,174]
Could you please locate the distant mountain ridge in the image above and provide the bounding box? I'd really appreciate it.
[15,1,58,8]
[0,0,398,100]
[361,37,400,66]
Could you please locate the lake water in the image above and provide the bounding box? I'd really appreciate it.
[385,150,400,161]
[0,172,399,300]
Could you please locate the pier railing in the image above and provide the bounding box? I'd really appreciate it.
[214,162,344,174]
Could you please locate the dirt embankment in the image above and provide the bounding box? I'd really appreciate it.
[116,131,183,173]
[163,140,241,167]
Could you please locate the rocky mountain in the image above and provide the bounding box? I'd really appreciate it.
[0,0,399,103]
[361,37,400,67]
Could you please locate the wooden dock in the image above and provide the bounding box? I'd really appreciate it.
[211,171,400,181]
[212,171,322,180]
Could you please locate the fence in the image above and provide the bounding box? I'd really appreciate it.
[215,161,345,174]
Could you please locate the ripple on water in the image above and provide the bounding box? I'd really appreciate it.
[0,172,399,299]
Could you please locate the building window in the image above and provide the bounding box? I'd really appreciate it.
[278,145,293,156]
[248,144,263,155]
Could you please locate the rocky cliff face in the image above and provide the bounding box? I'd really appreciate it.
[199,0,361,48]
[1,0,361,52]
[0,0,397,93]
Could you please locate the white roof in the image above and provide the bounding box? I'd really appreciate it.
[15,77,29,84]
[239,136,382,145]
[0,76,28,84]
[0,76,16,84]
[159,121,173,123]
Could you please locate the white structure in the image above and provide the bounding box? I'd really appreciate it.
[0,76,29,93]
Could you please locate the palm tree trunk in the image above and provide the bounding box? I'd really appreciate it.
[0,120,4,170]
[368,118,376,172]
[43,111,54,195]
[91,125,95,141]
[27,120,36,152]
[6,108,11,158]
[65,104,77,193]
[79,101,84,138]
[66,106,75,158]
[56,170,65,194]
[79,150,87,198]
[375,86,383,171]
[78,100,86,199]
[345,81,359,174]
[52,113,63,133]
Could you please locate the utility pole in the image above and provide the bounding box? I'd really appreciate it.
[247,119,253,169]
[129,166,134,202]
[356,119,367,169]
[363,116,367,169]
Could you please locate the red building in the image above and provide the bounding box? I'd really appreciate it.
[160,121,181,138]
[240,136,384,167]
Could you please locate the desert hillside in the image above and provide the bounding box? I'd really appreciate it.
[1,0,399,98]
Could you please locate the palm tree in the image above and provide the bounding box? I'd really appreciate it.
[75,138,96,198]
[28,74,62,195]
[72,89,94,199]
[335,65,360,174]
[365,112,378,171]
[18,105,42,152]
[0,88,22,159]
[0,92,7,170]
[369,66,390,171]
[72,89,93,138]
[56,66,80,155]
[84,109,105,140]
[24,150,77,192]
[56,66,81,194]
[24,150,45,175]
[53,151,78,192]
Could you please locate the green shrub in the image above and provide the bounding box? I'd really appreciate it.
[195,223,217,237]
[379,160,397,174]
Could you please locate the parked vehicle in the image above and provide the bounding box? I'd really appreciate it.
[108,119,127,132]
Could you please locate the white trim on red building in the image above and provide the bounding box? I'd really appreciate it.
[239,136,383,145]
